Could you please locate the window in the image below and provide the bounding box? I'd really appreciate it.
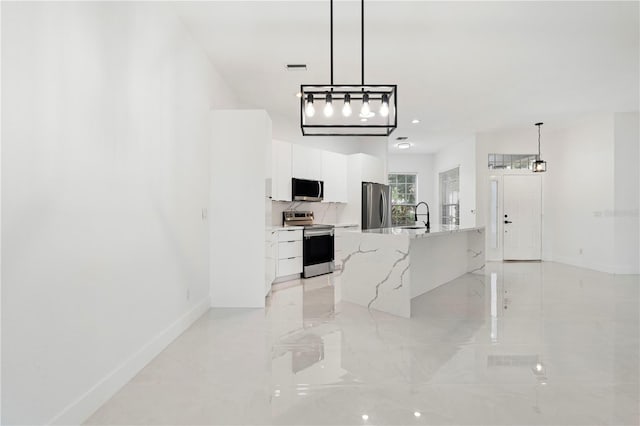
[388,173,417,226]
[488,153,538,170]
[439,167,459,229]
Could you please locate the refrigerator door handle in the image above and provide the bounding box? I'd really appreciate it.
[379,192,384,225]
[382,193,387,226]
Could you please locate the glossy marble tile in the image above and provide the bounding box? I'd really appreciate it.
[85,261,639,425]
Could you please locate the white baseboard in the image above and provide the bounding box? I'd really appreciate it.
[551,256,639,275]
[48,297,211,426]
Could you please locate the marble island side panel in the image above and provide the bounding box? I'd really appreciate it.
[338,232,411,318]
[337,227,485,318]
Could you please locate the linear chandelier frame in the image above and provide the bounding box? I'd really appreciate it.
[300,0,398,137]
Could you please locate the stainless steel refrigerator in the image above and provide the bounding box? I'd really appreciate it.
[361,182,392,230]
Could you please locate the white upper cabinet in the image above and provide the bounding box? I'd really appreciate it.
[322,151,348,203]
[292,144,323,181]
[272,140,292,201]
[359,153,387,185]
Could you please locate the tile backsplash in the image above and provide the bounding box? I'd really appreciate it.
[272,201,347,226]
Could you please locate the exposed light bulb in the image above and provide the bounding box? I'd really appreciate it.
[380,94,389,117]
[305,94,315,117]
[324,103,333,117]
[360,92,370,116]
[323,92,333,117]
[342,93,352,117]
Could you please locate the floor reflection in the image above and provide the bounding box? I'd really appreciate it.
[86,262,640,425]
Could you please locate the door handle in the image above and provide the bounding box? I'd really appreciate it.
[504,220,513,224]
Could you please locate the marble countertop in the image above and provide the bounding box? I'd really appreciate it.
[361,225,485,239]
[330,223,359,229]
[267,226,304,232]
[268,224,358,231]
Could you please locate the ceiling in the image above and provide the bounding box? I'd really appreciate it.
[176,1,639,154]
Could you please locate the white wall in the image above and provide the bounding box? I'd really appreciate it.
[210,110,269,307]
[546,114,617,272]
[613,112,640,274]
[434,138,477,228]
[388,153,436,214]
[1,2,239,424]
[475,113,638,274]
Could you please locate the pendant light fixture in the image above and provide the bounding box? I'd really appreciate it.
[300,0,397,136]
[532,122,547,173]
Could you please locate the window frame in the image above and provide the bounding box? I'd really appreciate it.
[439,167,460,229]
[388,172,418,226]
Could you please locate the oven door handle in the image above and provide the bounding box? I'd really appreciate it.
[304,229,334,238]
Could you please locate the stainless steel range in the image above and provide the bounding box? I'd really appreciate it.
[283,211,334,278]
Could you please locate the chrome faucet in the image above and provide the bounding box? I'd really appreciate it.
[414,201,430,231]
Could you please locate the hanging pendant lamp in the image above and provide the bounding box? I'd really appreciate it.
[300,0,397,136]
[532,122,547,173]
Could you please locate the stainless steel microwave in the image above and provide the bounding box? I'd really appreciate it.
[292,178,324,202]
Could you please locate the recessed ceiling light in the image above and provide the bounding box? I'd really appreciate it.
[411,119,420,124]
[414,412,421,418]
[360,118,368,122]
[361,414,369,421]
[395,142,412,149]
[296,92,302,98]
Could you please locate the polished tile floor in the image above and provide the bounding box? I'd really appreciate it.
[86,262,639,425]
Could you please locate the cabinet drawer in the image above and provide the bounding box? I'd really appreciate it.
[278,240,303,259]
[277,229,303,242]
[277,256,303,277]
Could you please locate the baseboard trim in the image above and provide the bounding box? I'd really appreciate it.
[551,256,639,275]
[48,297,211,425]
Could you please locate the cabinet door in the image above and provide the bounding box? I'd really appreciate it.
[292,144,322,180]
[265,231,277,295]
[322,151,348,203]
[272,140,292,201]
[361,154,386,184]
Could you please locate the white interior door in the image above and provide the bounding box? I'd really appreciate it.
[503,175,542,260]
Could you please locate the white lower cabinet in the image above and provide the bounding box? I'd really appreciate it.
[276,229,303,278]
[277,256,303,277]
[265,230,277,295]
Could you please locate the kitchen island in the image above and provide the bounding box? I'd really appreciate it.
[338,226,485,318]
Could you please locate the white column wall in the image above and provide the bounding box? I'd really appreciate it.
[1,2,239,424]
[613,112,640,274]
[210,110,270,307]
